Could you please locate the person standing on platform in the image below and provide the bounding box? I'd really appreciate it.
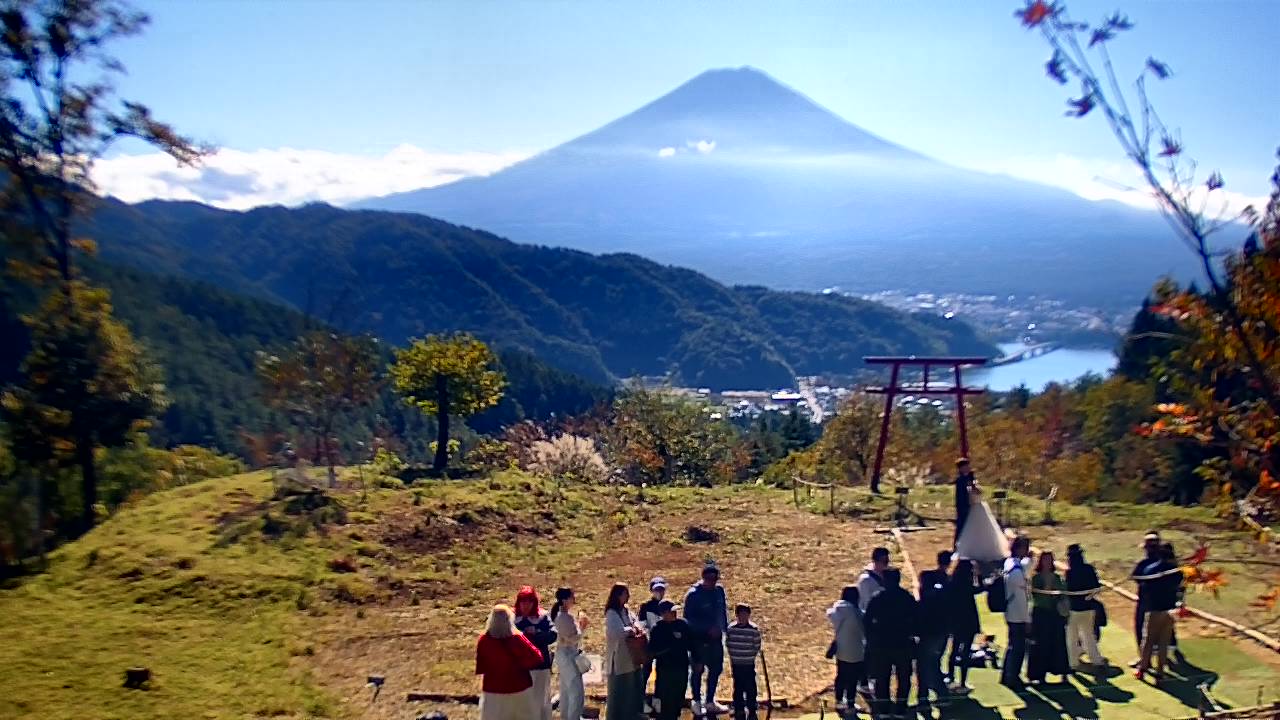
[954,458,977,543]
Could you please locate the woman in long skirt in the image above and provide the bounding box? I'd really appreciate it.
[551,588,589,720]
[604,583,645,720]
[1027,551,1071,683]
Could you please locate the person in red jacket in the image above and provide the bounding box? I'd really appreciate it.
[476,604,544,720]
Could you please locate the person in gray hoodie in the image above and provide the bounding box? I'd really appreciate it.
[826,585,866,715]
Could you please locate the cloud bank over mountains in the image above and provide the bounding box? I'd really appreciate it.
[92,145,529,210]
[93,144,1265,219]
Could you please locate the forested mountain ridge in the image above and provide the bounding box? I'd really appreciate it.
[0,260,609,458]
[82,197,995,389]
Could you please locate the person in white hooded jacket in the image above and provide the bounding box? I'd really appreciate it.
[827,585,866,713]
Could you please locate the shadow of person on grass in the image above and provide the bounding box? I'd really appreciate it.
[1076,664,1135,705]
[1007,678,1102,720]
[936,695,1005,719]
[1147,655,1222,711]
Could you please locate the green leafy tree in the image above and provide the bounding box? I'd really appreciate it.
[391,333,506,474]
[605,386,746,486]
[0,0,200,534]
[814,396,885,487]
[1,283,162,532]
[257,331,383,479]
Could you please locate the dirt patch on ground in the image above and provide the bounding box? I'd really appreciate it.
[304,489,881,720]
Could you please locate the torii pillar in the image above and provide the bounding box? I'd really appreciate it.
[863,356,989,493]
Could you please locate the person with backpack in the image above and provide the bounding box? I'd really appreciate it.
[550,588,589,720]
[514,585,558,720]
[999,536,1032,689]
[647,599,699,720]
[864,568,918,719]
[685,562,730,715]
[826,585,866,715]
[916,550,953,711]
[1064,544,1106,670]
[945,559,983,693]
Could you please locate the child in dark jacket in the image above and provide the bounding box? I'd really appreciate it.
[726,604,763,720]
[514,585,558,720]
[647,599,699,720]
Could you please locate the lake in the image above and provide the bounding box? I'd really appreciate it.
[965,343,1117,391]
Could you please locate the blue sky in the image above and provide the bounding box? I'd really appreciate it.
[97,0,1279,209]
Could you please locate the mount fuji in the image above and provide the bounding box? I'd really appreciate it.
[360,67,1194,307]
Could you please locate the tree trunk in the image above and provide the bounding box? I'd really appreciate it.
[433,374,450,474]
[77,435,97,534]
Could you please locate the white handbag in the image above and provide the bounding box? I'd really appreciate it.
[574,651,593,674]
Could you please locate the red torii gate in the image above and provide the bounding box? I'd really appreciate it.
[863,356,989,493]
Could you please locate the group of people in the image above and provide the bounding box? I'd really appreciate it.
[474,458,1188,720]
[474,563,764,720]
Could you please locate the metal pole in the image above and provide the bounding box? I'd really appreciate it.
[870,362,899,494]
[954,364,970,458]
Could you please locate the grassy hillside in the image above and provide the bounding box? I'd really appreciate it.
[83,198,996,388]
[3,471,1277,720]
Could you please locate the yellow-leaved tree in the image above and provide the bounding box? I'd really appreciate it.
[390,333,505,475]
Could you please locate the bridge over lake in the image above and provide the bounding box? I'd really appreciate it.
[988,341,1061,366]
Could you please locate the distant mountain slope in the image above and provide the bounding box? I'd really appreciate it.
[82,198,995,390]
[360,66,1195,307]
[0,260,609,457]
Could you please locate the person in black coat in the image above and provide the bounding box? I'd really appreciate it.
[954,458,977,541]
[864,568,918,718]
[647,600,700,720]
[946,559,984,692]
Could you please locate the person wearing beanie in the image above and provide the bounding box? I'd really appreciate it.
[514,585,558,720]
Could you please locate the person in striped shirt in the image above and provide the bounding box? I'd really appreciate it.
[725,604,762,720]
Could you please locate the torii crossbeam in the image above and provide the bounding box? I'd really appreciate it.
[863,356,989,493]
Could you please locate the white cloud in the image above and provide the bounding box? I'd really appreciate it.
[657,146,676,158]
[91,144,529,210]
[981,153,1267,219]
[689,139,716,155]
